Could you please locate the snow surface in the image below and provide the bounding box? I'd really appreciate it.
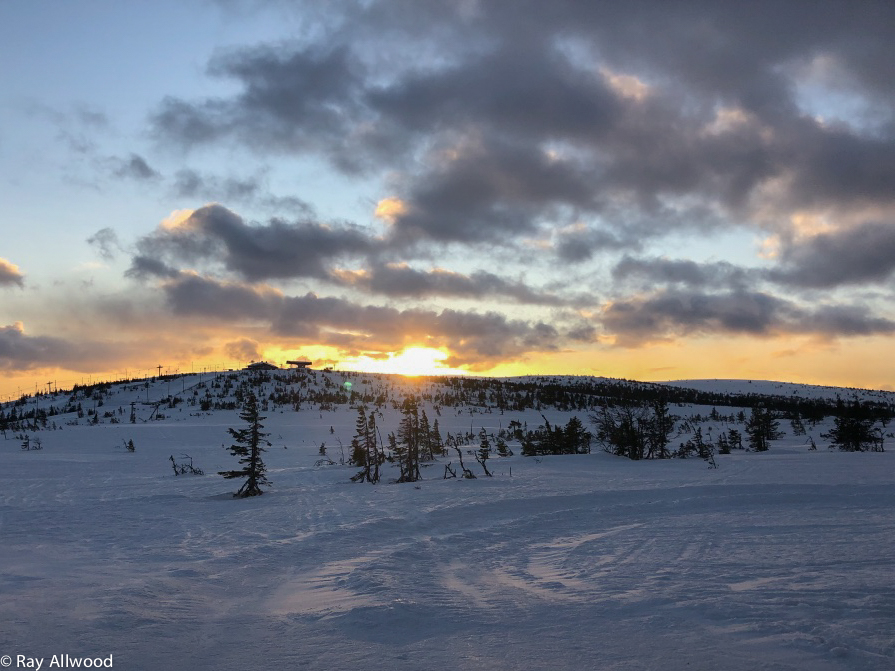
[1,371,894,670]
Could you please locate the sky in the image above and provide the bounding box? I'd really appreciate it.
[2,0,895,399]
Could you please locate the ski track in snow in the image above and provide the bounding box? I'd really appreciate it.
[1,372,894,670]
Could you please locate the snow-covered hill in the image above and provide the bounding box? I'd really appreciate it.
[661,377,895,403]
[1,370,893,670]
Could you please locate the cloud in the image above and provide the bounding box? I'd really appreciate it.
[28,102,110,155]
[130,204,564,305]
[87,228,122,261]
[601,289,895,345]
[125,256,181,280]
[155,272,561,363]
[224,337,262,362]
[373,197,407,223]
[780,125,895,212]
[612,255,753,290]
[0,258,24,287]
[366,40,623,144]
[770,220,895,288]
[0,323,72,371]
[164,273,284,321]
[554,227,634,263]
[129,1,895,373]
[172,169,313,215]
[333,263,566,305]
[275,293,561,361]
[132,203,373,282]
[387,137,604,244]
[152,44,367,166]
[109,153,161,181]
[0,322,139,373]
[149,2,895,260]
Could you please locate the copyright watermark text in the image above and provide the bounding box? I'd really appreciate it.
[1,655,113,669]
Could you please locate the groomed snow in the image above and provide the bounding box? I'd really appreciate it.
[1,372,893,670]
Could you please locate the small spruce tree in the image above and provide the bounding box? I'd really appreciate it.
[823,399,880,452]
[430,419,446,457]
[350,407,381,483]
[395,398,422,482]
[476,428,493,476]
[746,406,778,452]
[496,435,511,457]
[727,427,743,450]
[219,392,270,497]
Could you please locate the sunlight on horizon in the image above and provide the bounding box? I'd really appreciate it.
[338,346,468,377]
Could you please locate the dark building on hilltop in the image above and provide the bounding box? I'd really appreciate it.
[245,361,279,371]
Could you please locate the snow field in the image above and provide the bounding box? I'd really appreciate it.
[1,374,894,670]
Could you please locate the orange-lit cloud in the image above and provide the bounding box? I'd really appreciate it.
[600,68,650,102]
[0,258,24,287]
[159,208,196,231]
[374,197,408,224]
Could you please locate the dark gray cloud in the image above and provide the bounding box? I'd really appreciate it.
[555,228,634,263]
[130,203,566,305]
[126,255,181,280]
[366,40,622,143]
[153,44,369,168]
[388,138,603,244]
[802,304,895,337]
[612,255,752,290]
[770,221,895,288]
[151,1,895,260]
[0,259,24,287]
[0,322,136,372]
[781,126,895,211]
[164,273,283,321]
[566,323,599,343]
[0,323,77,371]
[339,263,566,305]
[132,204,373,281]
[601,289,895,345]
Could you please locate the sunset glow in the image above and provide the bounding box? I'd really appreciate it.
[339,347,467,378]
[3,2,895,401]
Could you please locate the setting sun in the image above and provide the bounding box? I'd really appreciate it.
[339,346,467,377]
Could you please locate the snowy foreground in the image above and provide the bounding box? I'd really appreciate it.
[1,373,894,670]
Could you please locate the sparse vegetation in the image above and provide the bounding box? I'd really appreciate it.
[170,454,204,475]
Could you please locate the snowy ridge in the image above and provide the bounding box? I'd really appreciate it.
[661,378,895,403]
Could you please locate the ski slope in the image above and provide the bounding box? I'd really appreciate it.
[1,372,893,670]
